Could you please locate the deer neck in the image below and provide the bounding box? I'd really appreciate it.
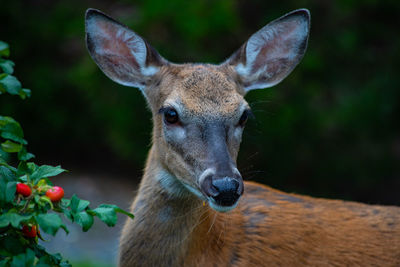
[136,145,202,211]
[125,146,229,265]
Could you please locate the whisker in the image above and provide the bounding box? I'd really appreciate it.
[175,208,211,246]
[207,212,217,234]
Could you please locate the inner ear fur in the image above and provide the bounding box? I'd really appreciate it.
[224,9,310,92]
[85,8,167,90]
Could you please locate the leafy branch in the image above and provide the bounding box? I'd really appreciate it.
[0,41,134,267]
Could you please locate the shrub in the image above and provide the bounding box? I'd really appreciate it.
[0,41,133,267]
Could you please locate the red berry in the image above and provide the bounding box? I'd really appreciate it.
[16,183,32,197]
[22,225,37,238]
[46,186,64,202]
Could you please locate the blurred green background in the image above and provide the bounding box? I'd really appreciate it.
[1,0,399,204]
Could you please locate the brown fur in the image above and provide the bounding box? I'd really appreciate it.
[119,64,400,267]
[120,160,400,266]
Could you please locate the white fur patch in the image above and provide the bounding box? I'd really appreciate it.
[208,198,239,213]
[156,169,205,200]
[163,125,186,147]
[117,29,160,77]
[182,183,206,200]
[232,167,241,178]
[172,127,186,141]
[233,127,243,140]
[198,168,216,185]
[156,169,188,197]
[141,65,159,76]
[162,102,187,141]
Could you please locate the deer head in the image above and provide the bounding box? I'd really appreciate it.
[85,8,310,212]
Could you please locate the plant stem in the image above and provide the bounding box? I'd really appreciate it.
[20,194,34,213]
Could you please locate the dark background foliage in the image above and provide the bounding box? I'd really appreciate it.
[1,0,399,205]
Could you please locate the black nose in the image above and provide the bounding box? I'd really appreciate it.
[211,177,242,206]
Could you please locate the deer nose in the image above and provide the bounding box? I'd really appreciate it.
[212,177,242,206]
[202,176,243,206]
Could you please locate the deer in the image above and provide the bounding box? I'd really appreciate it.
[84,8,400,266]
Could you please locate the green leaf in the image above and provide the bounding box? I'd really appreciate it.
[0,212,32,228]
[1,140,23,153]
[92,204,133,227]
[26,162,37,172]
[36,252,71,267]
[0,120,26,144]
[10,248,35,267]
[60,261,72,267]
[36,255,55,266]
[0,233,26,256]
[92,205,118,226]
[10,255,25,267]
[18,88,31,99]
[0,115,18,127]
[43,252,66,266]
[17,161,36,176]
[0,178,7,207]
[1,131,27,145]
[30,165,66,184]
[0,165,16,181]
[25,248,36,266]
[0,179,5,204]
[62,209,73,222]
[5,181,17,203]
[18,147,35,161]
[10,248,36,267]
[0,166,16,205]
[98,204,134,219]
[60,198,70,208]
[74,211,94,232]
[36,261,52,267]
[18,175,28,183]
[36,251,69,267]
[0,58,14,74]
[37,213,65,236]
[70,194,90,214]
[0,74,22,95]
[0,41,10,57]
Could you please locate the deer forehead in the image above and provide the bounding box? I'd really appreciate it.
[158,64,245,117]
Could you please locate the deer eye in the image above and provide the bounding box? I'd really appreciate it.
[162,108,179,125]
[238,110,251,127]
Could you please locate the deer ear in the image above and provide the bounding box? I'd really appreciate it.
[85,9,167,90]
[225,9,310,92]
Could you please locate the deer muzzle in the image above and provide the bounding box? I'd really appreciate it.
[200,169,244,211]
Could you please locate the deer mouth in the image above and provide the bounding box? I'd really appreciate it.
[180,177,242,213]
